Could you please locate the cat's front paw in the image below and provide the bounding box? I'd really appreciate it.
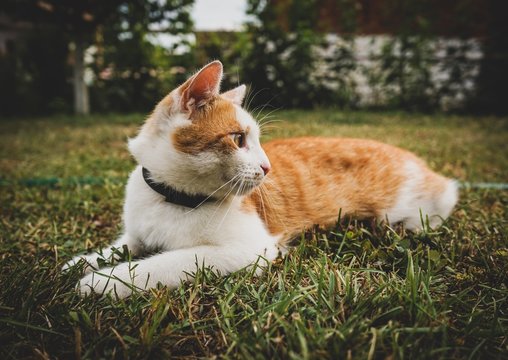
[62,255,97,274]
[78,266,135,299]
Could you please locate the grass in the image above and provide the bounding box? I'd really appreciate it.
[0,110,507,359]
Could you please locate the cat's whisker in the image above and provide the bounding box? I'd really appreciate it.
[212,177,241,210]
[258,115,282,136]
[255,186,269,225]
[259,125,282,135]
[258,118,281,130]
[245,87,269,113]
[257,182,289,233]
[215,176,246,231]
[257,110,281,127]
[257,108,281,124]
[205,175,244,230]
[250,103,270,116]
[255,91,280,112]
[258,114,275,125]
[259,118,283,127]
[255,99,280,121]
[257,186,270,222]
[262,177,284,195]
[185,173,242,214]
[258,122,283,133]
[258,114,282,136]
[247,88,275,114]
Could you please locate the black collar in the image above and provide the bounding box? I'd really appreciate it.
[142,167,214,208]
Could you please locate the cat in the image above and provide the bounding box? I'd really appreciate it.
[63,61,458,298]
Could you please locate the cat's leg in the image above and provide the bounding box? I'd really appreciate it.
[62,233,141,274]
[78,243,279,298]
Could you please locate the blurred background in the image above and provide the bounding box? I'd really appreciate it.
[0,0,507,116]
[2,4,508,359]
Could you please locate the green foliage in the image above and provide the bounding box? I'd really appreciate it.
[242,0,443,111]
[368,36,437,111]
[0,0,124,42]
[319,37,359,108]
[239,0,498,113]
[0,0,126,115]
[316,0,360,108]
[0,27,71,116]
[241,0,333,108]
[195,31,249,91]
[1,0,506,114]
[364,0,471,112]
[0,0,194,115]
[90,0,194,112]
[1,111,507,358]
[435,40,478,112]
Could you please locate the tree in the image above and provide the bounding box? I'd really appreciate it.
[242,0,328,109]
[91,0,194,112]
[1,0,193,114]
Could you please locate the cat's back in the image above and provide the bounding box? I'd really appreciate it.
[244,137,453,241]
[262,136,417,195]
[263,136,415,167]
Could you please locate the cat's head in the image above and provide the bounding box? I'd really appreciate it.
[129,61,271,199]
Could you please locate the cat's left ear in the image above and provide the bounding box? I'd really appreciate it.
[179,61,223,113]
[221,84,247,105]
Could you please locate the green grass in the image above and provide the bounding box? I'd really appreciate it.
[1,111,507,359]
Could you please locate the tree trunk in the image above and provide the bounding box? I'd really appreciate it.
[73,40,90,115]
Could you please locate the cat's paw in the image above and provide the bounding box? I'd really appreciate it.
[78,266,135,299]
[62,255,96,274]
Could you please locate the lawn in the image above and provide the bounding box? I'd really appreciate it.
[0,111,507,359]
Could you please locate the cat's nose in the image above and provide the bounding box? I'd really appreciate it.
[260,164,271,176]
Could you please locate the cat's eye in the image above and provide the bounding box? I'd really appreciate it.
[230,133,246,148]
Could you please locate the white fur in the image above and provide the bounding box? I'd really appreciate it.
[64,70,279,298]
[75,167,280,298]
[222,84,247,105]
[385,160,458,230]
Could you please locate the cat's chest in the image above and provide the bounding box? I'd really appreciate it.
[122,176,241,249]
[122,167,277,252]
[124,196,223,250]
[123,202,278,257]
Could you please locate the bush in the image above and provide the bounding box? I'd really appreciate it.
[240,0,334,109]
[0,27,72,116]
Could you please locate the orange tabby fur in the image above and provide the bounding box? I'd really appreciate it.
[173,98,244,155]
[242,137,450,243]
[148,90,453,245]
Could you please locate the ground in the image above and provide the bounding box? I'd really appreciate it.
[0,110,507,359]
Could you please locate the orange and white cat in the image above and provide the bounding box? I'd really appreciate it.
[64,61,458,298]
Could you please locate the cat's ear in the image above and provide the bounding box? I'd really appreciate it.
[179,61,223,113]
[221,84,247,105]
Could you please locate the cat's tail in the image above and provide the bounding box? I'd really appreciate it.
[387,161,459,230]
[417,174,459,229]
